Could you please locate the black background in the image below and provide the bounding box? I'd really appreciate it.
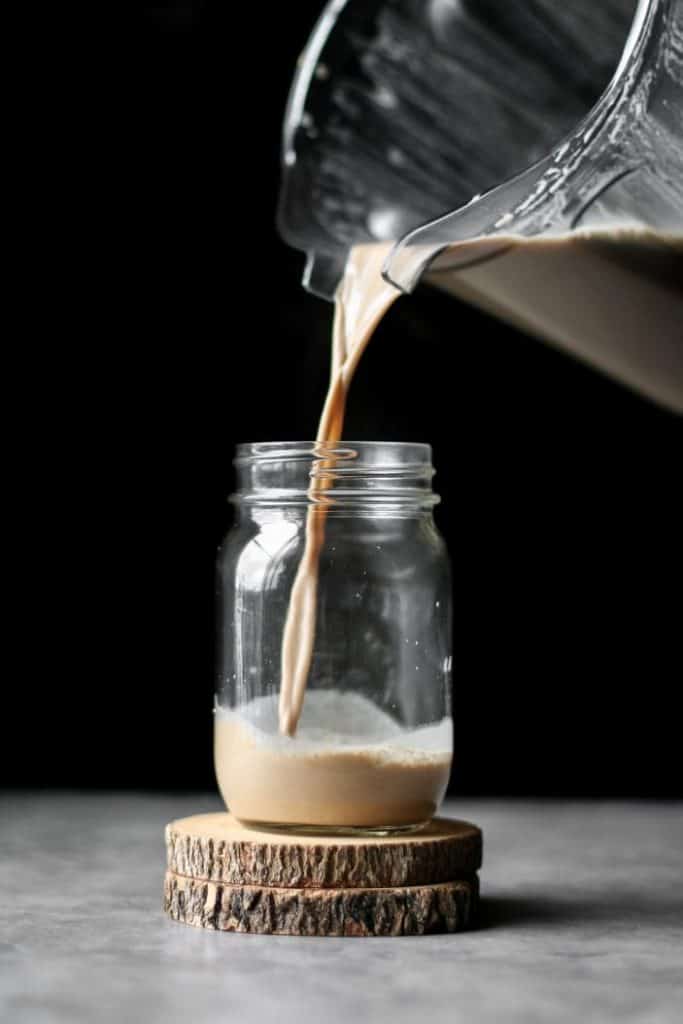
[11,1,680,797]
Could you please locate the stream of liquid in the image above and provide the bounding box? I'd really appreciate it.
[277,244,399,737]
[277,227,683,738]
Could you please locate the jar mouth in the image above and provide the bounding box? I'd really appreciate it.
[234,441,432,467]
[232,441,439,511]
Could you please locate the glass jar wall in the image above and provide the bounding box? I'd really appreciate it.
[215,442,453,834]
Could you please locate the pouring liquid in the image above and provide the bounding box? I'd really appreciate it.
[279,226,682,738]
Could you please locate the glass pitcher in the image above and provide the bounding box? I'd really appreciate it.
[278,0,683,411]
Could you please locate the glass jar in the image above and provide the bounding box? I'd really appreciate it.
[215,441,453,835]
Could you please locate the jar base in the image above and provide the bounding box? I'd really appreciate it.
[236,817,431,838]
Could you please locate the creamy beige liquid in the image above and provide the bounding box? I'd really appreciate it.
[430,228,683,414]
[215,692,452,828]
[278,243,400,738]
[278,226,683,740]
[216,244,450,831]
[215,225,681,829]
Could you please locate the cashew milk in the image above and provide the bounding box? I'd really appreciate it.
[278,226,683,740]
[278,244,400,738]
[215,226,681,830]
[215,692,451,829]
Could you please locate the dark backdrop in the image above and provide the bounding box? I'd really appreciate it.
[11,2,680,797]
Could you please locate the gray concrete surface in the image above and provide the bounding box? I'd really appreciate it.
[1,793,682,1023]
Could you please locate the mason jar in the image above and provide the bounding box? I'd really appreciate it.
[215,441,453,835]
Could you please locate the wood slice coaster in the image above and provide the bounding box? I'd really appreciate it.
[164,872,478,936]
[164,813,482,936]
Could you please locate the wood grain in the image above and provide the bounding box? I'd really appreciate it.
[164,871,478,936]
[165,813,482,889]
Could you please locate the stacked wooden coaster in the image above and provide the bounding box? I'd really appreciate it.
[164,813,482,936]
